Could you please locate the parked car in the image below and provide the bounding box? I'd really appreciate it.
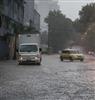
[60,49,84,62]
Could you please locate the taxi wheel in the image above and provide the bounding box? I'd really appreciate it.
[70,57,73,62]
[80,58,84,62]
[60,57,63,61]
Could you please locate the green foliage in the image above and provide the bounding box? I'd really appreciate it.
[45,10,76,52]
[41,31,48,45]
[73,3,95,51]
[84,24,95,51]
[73,19,84,33]
[79,3,95,32]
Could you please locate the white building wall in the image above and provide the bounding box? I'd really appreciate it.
[24,0,40,32]
[34,9,40,32]
[24,0,34,26]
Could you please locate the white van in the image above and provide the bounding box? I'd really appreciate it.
[18,43,42,65]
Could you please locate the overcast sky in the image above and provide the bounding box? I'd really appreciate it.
[58,0,95,21]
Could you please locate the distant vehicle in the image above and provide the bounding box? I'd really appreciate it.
[60,49,84,62]
[88,51,95,56]
[17,34,42,65]
[18,43,42,65]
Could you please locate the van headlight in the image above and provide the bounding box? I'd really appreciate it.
[20,57,23,60]
[19,56,23,60]
[35,57,38,60]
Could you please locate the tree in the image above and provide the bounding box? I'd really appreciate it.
[45,10,76,53]
[76,3,95,51]
[41,31,48,45]
[79,3,95,32]
[84,24,95,51]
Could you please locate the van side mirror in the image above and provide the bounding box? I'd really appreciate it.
[16,49,18,52]
[39,48,42,52]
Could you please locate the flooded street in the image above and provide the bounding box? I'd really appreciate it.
[0,55,95,100]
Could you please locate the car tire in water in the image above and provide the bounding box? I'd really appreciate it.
[60,56,63,61]
[70,57,73,62]
[18,62,22,65]
[37,62,41,65]
[80,58,84,62]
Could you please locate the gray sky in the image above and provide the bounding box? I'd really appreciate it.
[58,0,95,21]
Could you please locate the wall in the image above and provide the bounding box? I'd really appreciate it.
[0,0,24,59]
[34,9,40,32]
[24,0,34,26]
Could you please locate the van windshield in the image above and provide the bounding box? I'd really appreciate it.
[20,45,38,52]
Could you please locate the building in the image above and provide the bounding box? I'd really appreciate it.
[34,9,40,32]
[0,0,24,59]
[24,0,40,33]
[0,0,40,59]
[24,0,34,26]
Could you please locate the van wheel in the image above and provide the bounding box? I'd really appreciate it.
[18,62,22,65]
[37,62,41,65]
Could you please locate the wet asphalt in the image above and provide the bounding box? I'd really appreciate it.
[0,55,95,100]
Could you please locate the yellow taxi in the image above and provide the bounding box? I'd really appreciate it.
[60,49,84,62]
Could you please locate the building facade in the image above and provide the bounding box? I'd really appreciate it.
[24,0,34,26]
[24,0,40,33]
[34,9,40,32]
[0,0,24,59]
